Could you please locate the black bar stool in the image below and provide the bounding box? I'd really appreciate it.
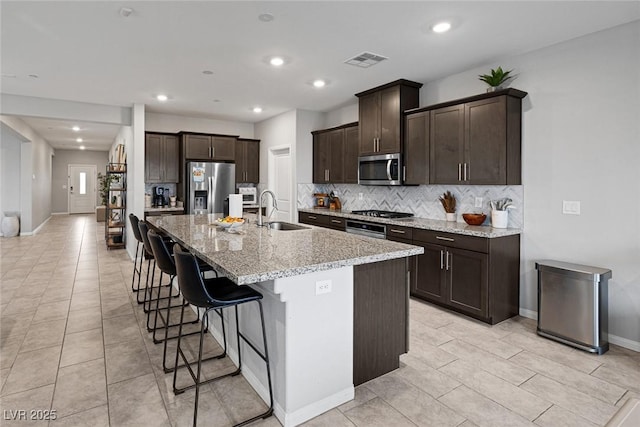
[147,229,225,373]
[128,214,144,295]
[172,244,274,427]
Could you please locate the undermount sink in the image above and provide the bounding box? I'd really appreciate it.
[267,221,310,231]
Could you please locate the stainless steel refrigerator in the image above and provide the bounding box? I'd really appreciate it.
[186,162,235,214]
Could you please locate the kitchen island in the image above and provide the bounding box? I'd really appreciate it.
[147,214,423,427]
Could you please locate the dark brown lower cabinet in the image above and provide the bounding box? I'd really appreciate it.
[353,258,408,386]
[298,211,345,231]
[412,229,519,325]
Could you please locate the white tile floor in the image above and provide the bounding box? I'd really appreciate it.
[1,214,639,426]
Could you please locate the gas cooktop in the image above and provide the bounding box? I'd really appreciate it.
[351,210,414,219]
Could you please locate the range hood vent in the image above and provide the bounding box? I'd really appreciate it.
[344,52,388,68]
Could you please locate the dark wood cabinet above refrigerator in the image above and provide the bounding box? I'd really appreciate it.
[182,132,237,162]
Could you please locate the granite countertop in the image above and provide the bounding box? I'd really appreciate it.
[147,214,423,285]
[145,207,185,213]
[298,208,521,238]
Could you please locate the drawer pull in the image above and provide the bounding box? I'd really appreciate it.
[308,215,317,220]
[436,236,454,242]
[389,229,405,234]
[331,219,342,224]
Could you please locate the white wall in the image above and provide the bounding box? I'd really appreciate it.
[324,102,358,129]
[51,150,109,213]
[295,110,325,185]
[420,21,640,346]
[0,115,54,234]
[1,124,23,225]
[145,112,254,138]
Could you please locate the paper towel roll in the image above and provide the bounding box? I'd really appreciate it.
[229,194,243,218]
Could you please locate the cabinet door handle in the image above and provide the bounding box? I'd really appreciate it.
[458,163,462,181]
[327,169,330,181]
[331,219,341,224]
[211,147,215,158]
[436,236,455,242]
[446,251,451,271]
[464,163,468,181]
[389,229,405,234]
[308,215,317,220]
[440,250,444,270]
[403,166,406,182]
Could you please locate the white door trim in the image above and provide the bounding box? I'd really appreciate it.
[68,164,97,214]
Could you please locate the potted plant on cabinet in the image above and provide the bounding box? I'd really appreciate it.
[478,66,513,92]
[439,191,457,221]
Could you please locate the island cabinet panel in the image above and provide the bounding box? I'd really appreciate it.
[235,138,260,183]
[404,110,430,185]
[357,79,421,156]
[183,133,237,161]
[353,257,408,386]
[312,123,358,184]
[298,211,345,231]
[145,133,179,183]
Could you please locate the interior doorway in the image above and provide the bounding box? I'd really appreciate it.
[68,164,97,214]
[268,147,291,222]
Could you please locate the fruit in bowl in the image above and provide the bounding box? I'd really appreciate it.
[216,216,245,229]
[462,213,487,226]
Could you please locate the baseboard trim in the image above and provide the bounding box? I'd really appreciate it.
[19,215,51,236]
[51,212,68,215]
[519,308,639,352]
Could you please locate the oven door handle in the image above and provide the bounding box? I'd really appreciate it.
[386,159,392,181]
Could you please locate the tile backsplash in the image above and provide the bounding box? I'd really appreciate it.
[297,183,523,228]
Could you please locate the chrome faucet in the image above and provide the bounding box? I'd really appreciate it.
[257,190,278,227]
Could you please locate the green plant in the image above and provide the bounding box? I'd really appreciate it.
[439,191,456,213]
[97,172,118,206]
[478,66,513,87]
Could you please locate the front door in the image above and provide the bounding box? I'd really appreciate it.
[69,165,96,214]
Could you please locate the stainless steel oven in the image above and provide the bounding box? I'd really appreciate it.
[358,153,402,185]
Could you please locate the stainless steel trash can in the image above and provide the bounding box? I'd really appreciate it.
[536,260,611,354]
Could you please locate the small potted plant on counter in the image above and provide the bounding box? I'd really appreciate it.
[439,191,457,221]
[478,66,513,92]
[490,197,515,228]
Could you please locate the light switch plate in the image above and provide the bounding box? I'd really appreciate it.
[358,193,363,200]
[475,197,483,208]
[562,200,581,215]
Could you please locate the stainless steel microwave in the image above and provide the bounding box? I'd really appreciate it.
[358,153,402,185]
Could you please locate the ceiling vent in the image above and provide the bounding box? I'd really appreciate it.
[344,52,388,68]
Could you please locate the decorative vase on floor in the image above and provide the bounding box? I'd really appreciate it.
[1,214,20,237]
[446,212,456,222]
[491,210,509,228]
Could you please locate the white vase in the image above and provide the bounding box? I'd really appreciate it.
[446,212,456,222]
[2,214,20,237]
[491,210,508,228]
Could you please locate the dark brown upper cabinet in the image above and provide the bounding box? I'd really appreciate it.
[235,138,260,184]
[145,132,179,183]
[312,122,358,184]
[425,88,527,185]
[182,133,237,161]
[356,79,421,156]
[403,110,430,185]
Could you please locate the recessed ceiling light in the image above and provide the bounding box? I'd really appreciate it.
[72,126,80,132]
[76,138,83,143]
[258,13,275,22]
[432,22,451,33]
[202,70,214,75]
[253,107,263,113]
[156,94,168,102]
[270,57,284,67]
[79,146,86,150]
[313,79,326,88]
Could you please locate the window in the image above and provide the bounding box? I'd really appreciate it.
[79,172,86,195]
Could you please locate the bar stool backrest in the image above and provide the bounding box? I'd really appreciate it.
[129,214,143,243]
[148,229,176,276]
[138,221,153,257]
[173,244,217,308]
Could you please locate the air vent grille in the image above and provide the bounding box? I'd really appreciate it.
[344,52,388,68]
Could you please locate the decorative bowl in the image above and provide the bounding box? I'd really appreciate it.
[462,213,487,226]
[215,218,245,229]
